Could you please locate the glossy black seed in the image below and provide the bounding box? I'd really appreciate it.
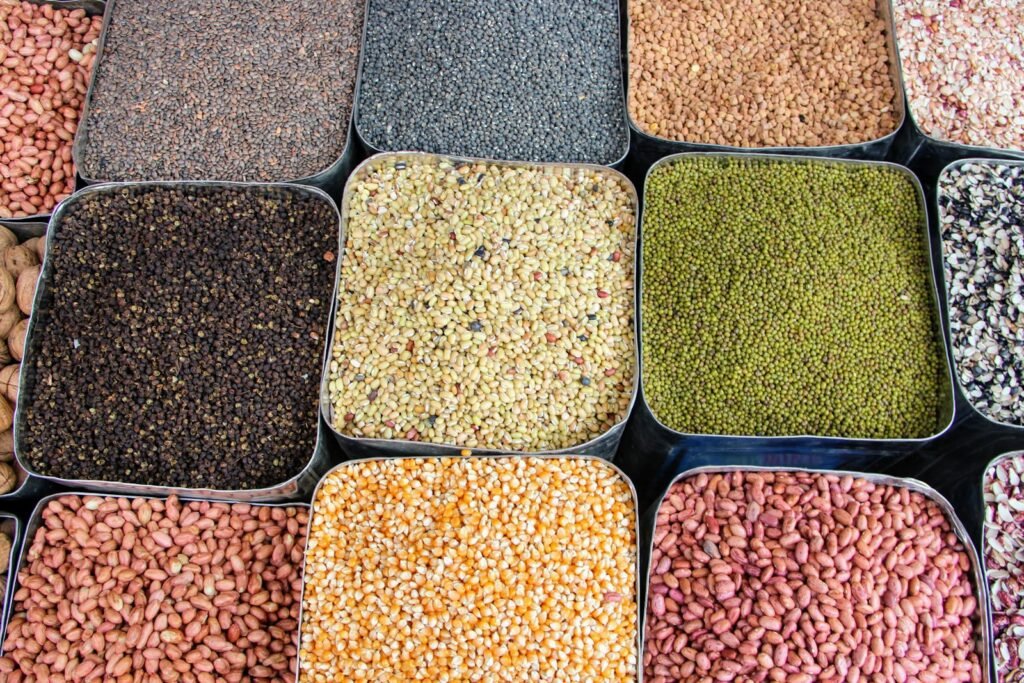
[357,0,627,164]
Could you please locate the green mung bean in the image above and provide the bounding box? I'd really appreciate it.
[641,156,945,438]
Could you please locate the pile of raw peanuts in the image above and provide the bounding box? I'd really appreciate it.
[0,494,308,682]
[299,457,639,681]
[645,470,983,683]
[0,0,100,217]
[984,454,1024,680]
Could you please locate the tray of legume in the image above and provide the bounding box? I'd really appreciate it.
[939,159,1024,429]
[995,613,1024,683]
[0,0,105,222]
[72,0,366,188]
[626,0,905,158]
[15,181,340,499]
[893,0,1024,162]
[645,466,990,683]
[0,492,308,681]
[639,152,954,444]
[984,453,1024,682]
[298,455,640,682]
[322,152,638,458]
[355,0,628,166]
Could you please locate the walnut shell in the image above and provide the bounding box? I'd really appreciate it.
[2,245,37,279]
[0,530,10,569]
[0,268,14,313]
[0,429,12,462]
[35,235,45,261]
[0,396,12,433]
[16,265,38,315]
[0,307,21,340]
[8,319,27,361]
[0,226,16,251]
[0,364,19,403]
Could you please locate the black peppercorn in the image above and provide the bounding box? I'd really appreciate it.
[19,184,338,490]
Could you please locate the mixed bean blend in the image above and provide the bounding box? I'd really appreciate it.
[940,161,1024,426]
[985,454,1024,682]
[328,156,636,451]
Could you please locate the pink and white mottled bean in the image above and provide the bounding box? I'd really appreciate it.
[894,0,1024,151]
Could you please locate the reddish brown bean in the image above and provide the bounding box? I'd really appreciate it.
[643,471,983,683]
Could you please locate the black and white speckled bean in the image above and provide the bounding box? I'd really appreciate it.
[940,162,1024,426]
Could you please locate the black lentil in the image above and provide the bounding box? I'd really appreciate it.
[356,0,627,164]
[18,185,337,489]
[76,0,365,182]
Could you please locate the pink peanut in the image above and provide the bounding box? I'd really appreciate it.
[0,494,307,682]
[0,0,101,217]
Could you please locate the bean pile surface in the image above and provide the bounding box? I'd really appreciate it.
[328,156,636,451]
[628,0,898,147]
[19,185,337,489]
[76,0,364,182]
[0,495,308,683]
[0,0,100,217]
[642,156,946,438]
[645,470,983,683]
[994,614,1024,682]
[940,162,1024,426]
[300,457,638,682]
[895,0,1024,150]
[985,455,1024,681]
[357,0,627,164]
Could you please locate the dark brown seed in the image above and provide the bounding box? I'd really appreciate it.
[77,0,365,182]
[19,184,337,490]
